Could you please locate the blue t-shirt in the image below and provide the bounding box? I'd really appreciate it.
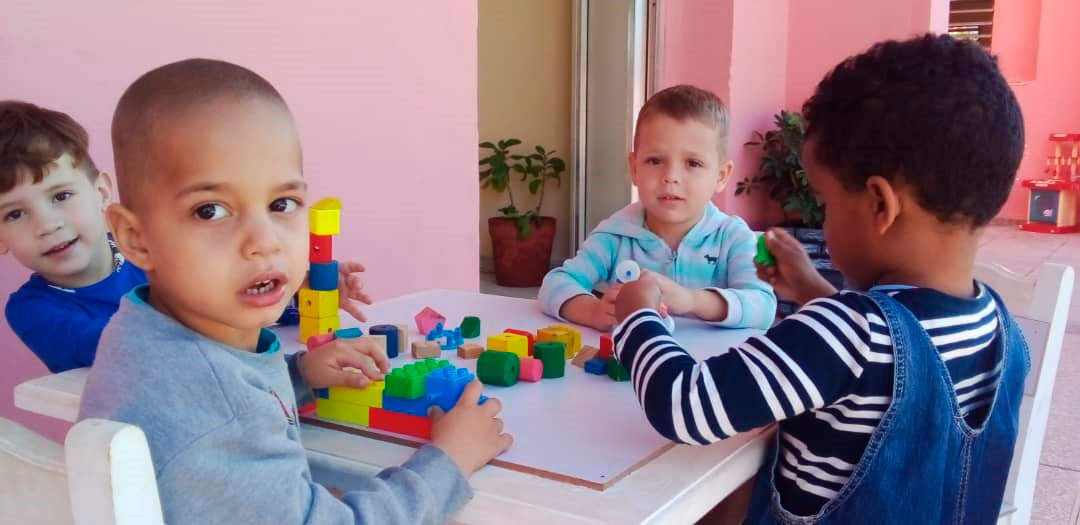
[6,261,147,372]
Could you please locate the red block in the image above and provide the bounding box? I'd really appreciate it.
[306,333,336,350]
[504,328,536,356]
[519,357,543,382]
[310,233,333,263]
[298,402,317,417]
[599,334,614,360]
[369,407,432,440]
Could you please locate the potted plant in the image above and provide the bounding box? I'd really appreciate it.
[479,138,566,287]
[738,111,844,308]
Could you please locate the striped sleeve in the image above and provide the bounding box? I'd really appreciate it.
[707,221,776,329]
[613,294,890,445]
[538,233,617,319]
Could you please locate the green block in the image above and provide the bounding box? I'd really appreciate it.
[607,357,630,381]
[534,341,566,379]
[385,367,425,399]
[754,233,775,265]
[461,316,481,338]
[477,350,520,387]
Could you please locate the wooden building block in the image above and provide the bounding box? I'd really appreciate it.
[534,342,566,379]
[584,358,608,375]
[486,333,528,358]
[310,233,333,263]
[299,288,339,318]
[299,314,340,343]
[607,357,630,381]
[309,197,342,235]
[537,325,580,358]
[599,334,614,360]
[414,307,446,336]
[477,351,520,387]
[503,328,535,356]
[370,324,402,358]
[572,345,600,367]
[519,357,543,382]
[411,340,442,359]
[306,333,336,350]
[457,343,484,359]
[461,316,481,338]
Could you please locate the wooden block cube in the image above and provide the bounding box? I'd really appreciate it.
[550,324,582,355]
[457,343,484,359]
[519,357,543,382]
[299,314,340,343]
[395,324,409,353]
[537,326,577,359]
[584,358,608,375]
[503,328,535,356]
[572,345,600,367]
[599,334,614,360]
[316,399,370,426]
[310,233,333,263]
[328,380,385,408]
[309,197,342,235]
[461,316,481,338]
[486,333,528,358]
[607,357,630,381]
[412,340,442,359]
[370,325,402,358]
[299,288,339,318]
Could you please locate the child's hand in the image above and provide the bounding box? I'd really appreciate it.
[337,261,373,322]
[590,283,622,331]
[641,270,694,315]
[430,381,513,476]
[614,273,663,324]
[298,338,390,389]
[755,228,837,304]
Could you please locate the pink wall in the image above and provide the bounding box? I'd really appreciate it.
[0,2,479,440]
[995,0,1080,220]
[657,0,735,104]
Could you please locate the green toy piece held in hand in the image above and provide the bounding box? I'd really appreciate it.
[755,233,776,266]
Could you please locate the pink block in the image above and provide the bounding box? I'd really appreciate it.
[306,333,336,350]
[519,357,543,382]
[414,306,446,336]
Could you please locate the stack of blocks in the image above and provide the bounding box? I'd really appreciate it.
[299,198,343,343]
[316,357,486,440]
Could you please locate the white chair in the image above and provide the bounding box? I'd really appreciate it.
[0,417,164,525]
[975,262,1074,525]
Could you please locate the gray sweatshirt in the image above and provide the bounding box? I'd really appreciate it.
[79,286,471,524]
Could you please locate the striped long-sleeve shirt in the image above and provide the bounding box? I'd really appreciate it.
[539,202,776,329]
[613,283,1002,517]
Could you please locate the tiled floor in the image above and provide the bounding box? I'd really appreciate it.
[479,225,1080,522]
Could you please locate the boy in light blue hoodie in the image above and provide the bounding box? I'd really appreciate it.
[539,85,775,331]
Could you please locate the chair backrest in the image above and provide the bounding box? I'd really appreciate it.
[0,417,74,525]
[0,417,164,525]
[976,262,1074,525]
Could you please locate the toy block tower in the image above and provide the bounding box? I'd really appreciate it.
[299,198,343,342]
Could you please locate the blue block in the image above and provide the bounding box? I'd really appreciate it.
[425,322,445,342]
[309,260,339,291]
[315,388,329,399]
[426,367,474,412]
[478,395,489,405]
[335,327,363,339]
[369,324,400,358]
[383,393,435,417]
[584,358,608,375]
[279,300,300,325]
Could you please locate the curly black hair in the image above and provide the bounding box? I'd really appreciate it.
[802,34,1024,227]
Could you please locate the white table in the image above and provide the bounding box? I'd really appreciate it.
[15,290,771,524]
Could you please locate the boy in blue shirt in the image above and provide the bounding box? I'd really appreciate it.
[80,58,511,524]
[615,35,1028,523]
[539,85,776,332]
[0,101,370,372]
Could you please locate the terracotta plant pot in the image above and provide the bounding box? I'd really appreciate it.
[488,216,556,287]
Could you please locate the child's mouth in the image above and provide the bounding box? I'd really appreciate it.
[238,273,288,307]
[658,195,684,202]
[42,238,78,257]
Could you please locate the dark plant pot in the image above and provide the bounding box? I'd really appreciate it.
[777,226,846,318]
[489,216,556,287]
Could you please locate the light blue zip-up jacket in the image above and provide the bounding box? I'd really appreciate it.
[539,201,776,329]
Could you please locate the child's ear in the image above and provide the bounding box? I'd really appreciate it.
[714,160,734,193]
[94,172,116,211]
[106,203,153,271]
[865,176,902,236]
[627,151,640,186]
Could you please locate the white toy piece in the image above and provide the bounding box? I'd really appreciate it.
[614,260,676,332]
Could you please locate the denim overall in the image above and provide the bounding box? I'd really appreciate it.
[745,289,1029,524]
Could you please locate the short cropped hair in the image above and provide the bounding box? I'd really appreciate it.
[0,101,99,193]
[635,84,730,159]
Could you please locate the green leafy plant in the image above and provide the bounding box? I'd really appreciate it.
[479,138,566,238]
[736,111,823,228]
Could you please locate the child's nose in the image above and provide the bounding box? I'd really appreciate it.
[242,216,283,258]
[34,212,63,238]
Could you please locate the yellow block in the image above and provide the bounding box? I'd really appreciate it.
[299,314,340,343]
[316,399,369,426]
[310,197,342,235]
[486,333,528,358]
[538,325,581,358]
[328,380,384,408]
[299,288,339,318]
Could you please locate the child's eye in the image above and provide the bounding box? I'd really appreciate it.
[645,157,662,166]
[269,198,300,213]
[53,191,74,203]
[193,203,229,221]
[3,209,24,223]
[687,159,704,168]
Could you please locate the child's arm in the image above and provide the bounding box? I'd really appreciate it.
[538,233,618,330]
[612,275,879,444]
[5,297,105,372]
